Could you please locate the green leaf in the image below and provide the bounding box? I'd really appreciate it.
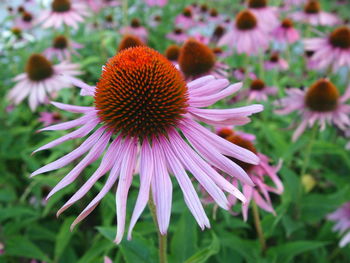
[0,206,38,222]
[54,217,75,262]
[5,236,51,262]
[268,241,327,263]
[184,233,220,263]
[119,234,157,263]
[170,209,198,263]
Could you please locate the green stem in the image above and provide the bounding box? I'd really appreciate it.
[148,196,168,263]
[243,54,250,89]
[122,0,128,27]
[252,201,266,252]
[300,124,318,176]
[258,49,265,79]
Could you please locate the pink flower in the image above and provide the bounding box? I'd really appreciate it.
[203,128,283,220]
[16,11,34,30]
[304,26,350,72]
[44,35,83,61]
[166,28,188,43]
[290,0,341,26]
[327,202,350,247]
[37,0,89,30]
[178,38,229,80]
[276,79,350,141]
[38,112,62,127]
[232,68,256,81]
[240,78,278,102]
[84,0,120,13]
[272,18,300,44]
[264,52,289,71]
[175,7,195,29]
[120,18,148,42]
[7,54,81,111]
[219,10,269,55]
[144,0,167,7]
[31,47,263,243]
[247,0,279,32]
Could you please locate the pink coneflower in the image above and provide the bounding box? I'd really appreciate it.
[264,52,289,71]
[272,18,300,44]
[118,35,145,52]
[203,128,283,220]
[120,18,148,42]
[223,130,283,220]
[16,11,34,30]
[144,0,167,7]
[241,79,278,102]
[304,26,350,72]
[327,202,350,247]
[31,46,263,243]
[211,25,226,43]
[7,54,81,111]
[165,44,181,62]
[175,7,195,29]
[149,14,162,28]
[276,78,350,141]
[247,0,279,31]
[219,10,269,55]
[37,0,89,29]
[44,35,83,61]
[232,68,256,81]
[166,28,188,43]
[290,0,340,26]
[38,112,62,127]
[178,38,229,80]
[84,0,120,13]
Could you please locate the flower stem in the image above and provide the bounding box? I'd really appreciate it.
[258,49,265,79]
[148,196,168,263]
[122,0,128,27]
[252,201,266,252]
[300,124,318,176]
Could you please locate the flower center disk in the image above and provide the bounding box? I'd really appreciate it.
[165,44,180,61]
[329,26,350,49]
[305,79,339,112]
[130,18,141,28]
[227,135,257,172]
[304,0,320,14]
[52,0,71,12]
[53,35,68,49]
[281,18,293,28]
[248,0,267,8]
[178,38,215,78]
[26,54,54,81]
[118,35,144,51]
[94,47,188,138]
[236,10,257,30]
[250,79,265,90]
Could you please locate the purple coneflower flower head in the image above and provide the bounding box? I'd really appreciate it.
[232,68,256,81]
[211,25,227,43]
[31,46,263,243]
[202,128,283,220]
[219,9,269,55]
[290,0,341,26]
[327,202,350,247]
[272,18,300,44]
[7,54,81,111]
[241,78,278,102]
[165,44,181,62]
[144,0,167,7]
[16,11,34,30]
[247,0,279,32]
[264,52,289,71]
[120,18,148,42]
[276,78,350,141]
[44,35,83,61]
[178,38,229,80]
[38,112,62,127]
[117,34,145,52]
[37,0,89,29]
[175,7,195,29]
[166,28,188,43]
[304,26,350,72]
